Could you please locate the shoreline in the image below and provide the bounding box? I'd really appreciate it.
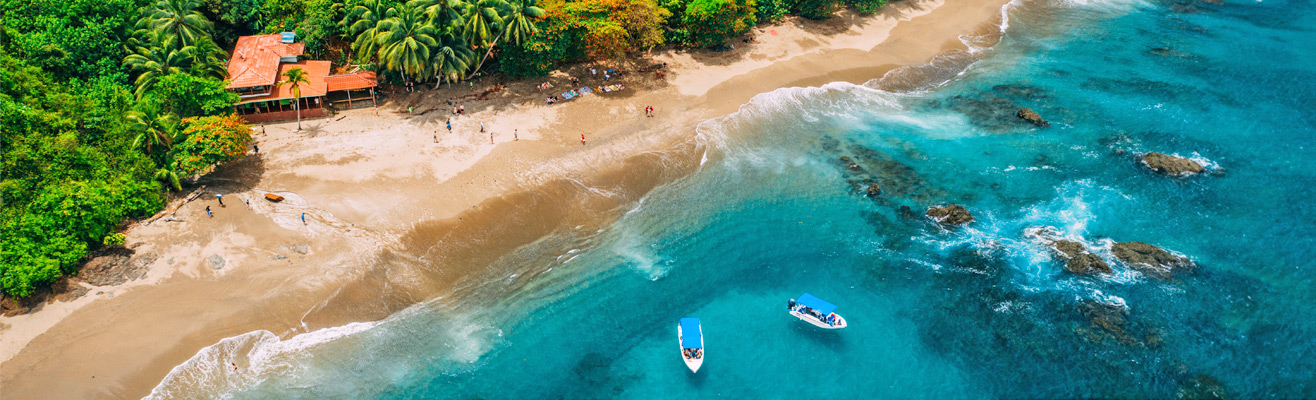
[0,0,1014,397]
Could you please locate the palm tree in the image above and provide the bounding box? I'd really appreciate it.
[126,107,180,156]
[123,31,191,98]
[499,0,544,46]
[376,4,439,83]
[155,166,183,191]
[276,67,311,131]
[429,32,474,88]
[186,37,229,80]
[415,0,467,28]
[464,0,542,79]
[138,0,214,47]
[342,0,390,63]
[459,0,503,50]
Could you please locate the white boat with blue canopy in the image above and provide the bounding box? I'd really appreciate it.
[678,318,704,372]
[788,293,847,329]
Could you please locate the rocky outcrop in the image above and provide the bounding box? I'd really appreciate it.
[1112,242,1194,280]
[1140,152,1205,176]
[926,204,973,226]
[1052,240,1113,275]
[865,184,882,197]
[1017,108,1049,127]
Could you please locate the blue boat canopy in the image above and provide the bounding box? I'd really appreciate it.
[797,293,838,315]
[680,318,702,349]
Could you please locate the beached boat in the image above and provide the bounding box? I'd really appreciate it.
[678,318,704,373]
[788,293,847,329]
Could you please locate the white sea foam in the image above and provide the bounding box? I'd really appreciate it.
[146,321,379,400]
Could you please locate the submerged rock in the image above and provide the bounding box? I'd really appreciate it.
[926,204,974,225]
[1075,300,1142,346]
[865,184,882,197]
[1141,152,1205,176]
[1052,240,1113,275]
[1177,374,1231,400]
[1016,108,1049,127]
[1112,242,1194,280]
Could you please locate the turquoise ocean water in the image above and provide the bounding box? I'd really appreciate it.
[151,0,1316,397]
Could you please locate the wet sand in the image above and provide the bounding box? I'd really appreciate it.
[0,0,1013,397]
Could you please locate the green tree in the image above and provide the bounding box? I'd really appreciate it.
[376,4,438,82]
[460,0,504,50]
[122,30,192,98]
[343,0,393,63]
[275,67,311,130]
[125,107,181,157]
[139,0,216,47]
[142,73,240,117]
[682,0,755,47]
[465,0,544,78]
[170,115,254,176]
[430,33,475,87]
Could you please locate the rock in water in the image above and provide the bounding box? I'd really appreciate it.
[1112,242,1194,280]
[207,254,226,270]
[926,204,974,225]
[865,184,882,197]
[1140,152,1205,176]
[1052,240,1113,275]
[1016,108,1049,127]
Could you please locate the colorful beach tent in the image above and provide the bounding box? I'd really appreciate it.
[797,293,838,315]
[680,318,702,349]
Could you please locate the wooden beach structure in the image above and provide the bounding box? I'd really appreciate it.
[227,33,378,123]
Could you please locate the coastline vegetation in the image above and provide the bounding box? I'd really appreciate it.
[1,0,888,297]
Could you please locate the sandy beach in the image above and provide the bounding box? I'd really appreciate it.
[0,0,1012,397]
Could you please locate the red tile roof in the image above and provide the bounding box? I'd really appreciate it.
[326,71,379,92]
[236,61,331,104]
[227,34,306,89]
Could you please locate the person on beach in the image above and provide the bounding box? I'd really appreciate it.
[206,206,212,217]
[581,134,586,145]
[590,67,596,77]
[434,133,438,143]
[260,123,266,135]
[490,131,494,144]
[232,363,238,372]
[253,143,259,154]
[447,120,452,132]
[480,122,485,132]
[216,194,224,206]
[408,106,413,115]
[301,213,306,224]
[514,129,519,141]
[245,199,250,207]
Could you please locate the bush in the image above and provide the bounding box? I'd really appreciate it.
[682,0,757,47]
[793,0,834,19]
[172,115,254,176]
[102,233,127,247]
[844,0,886,15]
[754,0,791,23]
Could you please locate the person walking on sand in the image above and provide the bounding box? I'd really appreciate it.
[245,199,250,207]
[260,123,266,135]
[434,132,438,143]
[490,131,494,144]
[206,206,213,218]
[581,134,586,145]
[447,120,452,132]
[514,129,519,141]
[301,213,306,224]
[480,122,485,132]
[216,194,224,206]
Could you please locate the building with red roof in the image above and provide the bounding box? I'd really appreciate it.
[227,33,378,123]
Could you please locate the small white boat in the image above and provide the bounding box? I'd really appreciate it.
[678,318,704,373]
[788,293,847,330]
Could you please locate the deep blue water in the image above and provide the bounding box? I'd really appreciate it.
[152,0,1316,398]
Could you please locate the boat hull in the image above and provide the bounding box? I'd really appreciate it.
[790,310,847,329]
